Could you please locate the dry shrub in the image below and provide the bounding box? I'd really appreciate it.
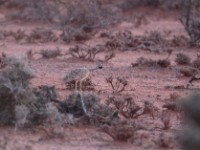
[132,13,148,27]
[26,50,35,61]
[104,38,121,50]
[180,0,200,47]
[105,30,169,52]
[120,0,159,10]
[180,93,200,150]
[132,57,170,68]
[68,45,101,61]
[170,35,189,47]
[155,132,176,148]
[6,0,59,23]
[175,53,191,65]
[100,120,137,141]
[13,29,27,41]
[181,94,200,125]
[99,30,113,39]
[157,59,171,68]
[120,0,182,10]
[28,85,65,126]
[141,101,159,119]
[161,110,171,130]
[106,95,141,118]
[178,66,198,77]
[105,75,128,94]
[0,30,27,42]
[0,132,9,150]
[60,0,121,30]
[4,0,121,44]
[105,30,137,51]
[68,45,114,62]
[2,0,31,8]
[65,77,95,91]
[0,28,57,43]
[51,92,115,124]
[144,31,166,45]
[0,56,34,125]
[162,93,182,112]
[104,51,115,62]
[58,0,121,43]
[27,28,58,43]
[0,56,65,128]
[114,30,136,49]
[40,48,61,59]
[60,26,92,43]
[15,104,30,129]
[192,55,200,69]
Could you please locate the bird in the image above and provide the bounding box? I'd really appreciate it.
[64,64,103,92]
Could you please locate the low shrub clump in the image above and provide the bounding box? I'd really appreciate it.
[0,55,64,128]
[175,53,191,65]
[132,57,170,68]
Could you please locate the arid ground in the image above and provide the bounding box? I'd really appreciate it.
[0,1,199,150]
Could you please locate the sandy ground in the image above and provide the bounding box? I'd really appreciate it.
[0,6,198,150]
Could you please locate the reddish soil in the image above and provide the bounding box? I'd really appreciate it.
[0,6,197,150]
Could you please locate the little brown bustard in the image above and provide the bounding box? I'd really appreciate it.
[64,64,103,91]
[63,64,103,115]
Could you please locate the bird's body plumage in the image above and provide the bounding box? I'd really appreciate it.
[65,68,90,82]
[63,64,103,115]
[64,64,103,91]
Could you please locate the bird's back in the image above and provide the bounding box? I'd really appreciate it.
[64,68,90,82]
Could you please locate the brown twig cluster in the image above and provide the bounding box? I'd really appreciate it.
[104,30,173,52]
[106,95,141,118]
[0,28,58,43]
[68,45,115,62]
[175,53,191,65]
[68,45,103,61]
[105,75,128,94]
[132,57,171,68]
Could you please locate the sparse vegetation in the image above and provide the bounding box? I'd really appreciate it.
[178,66,197,77]
[175,53,191,65]
[105,75,128,94]
[27,28,58,43]
[106,95,141,118]
[68,45,102,61]
[170,35,189,47]
[192,55,200,69]
[132,57,170,68]
[180,93,200,150]
[40,48,61,59]
[68,45,115,62]
[180,0,200,46]
[142,101,159,119]
[0,55,65,128]
[161,110,171,130]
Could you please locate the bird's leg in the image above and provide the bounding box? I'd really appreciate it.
[75,80,78,92]
[79,80,88,115]
[80,80,83,92]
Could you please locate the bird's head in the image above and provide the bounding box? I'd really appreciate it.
[97,64,103,69]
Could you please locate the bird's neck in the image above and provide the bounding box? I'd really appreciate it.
[89,67,98,72]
